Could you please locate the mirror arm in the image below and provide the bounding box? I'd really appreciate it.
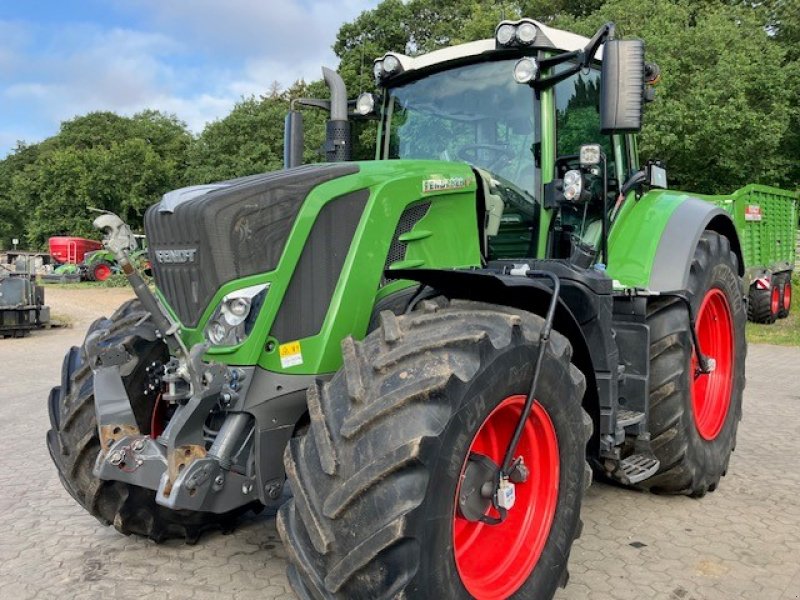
[538,49,582,70]
[532,63,582,90]
[582,22,616,68]
[532,22,617,92]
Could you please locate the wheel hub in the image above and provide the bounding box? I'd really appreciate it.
[457,453,498,522]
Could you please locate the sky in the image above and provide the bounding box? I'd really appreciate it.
[0,0,378,158]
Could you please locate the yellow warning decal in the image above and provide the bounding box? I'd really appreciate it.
[279,341,303,368]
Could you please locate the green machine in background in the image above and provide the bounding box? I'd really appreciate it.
[707,185,797,322]
[47,18,796,600]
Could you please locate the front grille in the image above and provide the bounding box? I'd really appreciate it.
[145,163,359,327]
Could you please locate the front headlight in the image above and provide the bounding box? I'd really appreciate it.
[204,283,269,347]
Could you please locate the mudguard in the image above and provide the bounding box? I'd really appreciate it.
[608,190,743,292]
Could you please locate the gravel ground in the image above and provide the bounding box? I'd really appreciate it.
[0,287,798,599]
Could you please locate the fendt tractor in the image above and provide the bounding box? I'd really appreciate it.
[50,18,777,599]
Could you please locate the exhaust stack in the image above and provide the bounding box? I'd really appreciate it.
[283,67,351,169]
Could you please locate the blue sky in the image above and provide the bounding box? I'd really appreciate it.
[0,0,378,158]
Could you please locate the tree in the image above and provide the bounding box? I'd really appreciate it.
[185,80,330,184]
[2,111,192,248]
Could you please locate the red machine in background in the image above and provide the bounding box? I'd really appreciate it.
[48,236,103,265]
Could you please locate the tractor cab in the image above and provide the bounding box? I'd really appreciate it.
[367,19,659,268]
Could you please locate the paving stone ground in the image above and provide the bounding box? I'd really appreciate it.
[1,288,798,599]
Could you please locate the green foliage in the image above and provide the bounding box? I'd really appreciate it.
[185,81,331,183]
[2,111,191,249]
[558,0,797,193]
[103,273,133,288]
[0,0,797,253]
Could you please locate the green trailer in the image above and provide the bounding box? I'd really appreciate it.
[703,185,798,323]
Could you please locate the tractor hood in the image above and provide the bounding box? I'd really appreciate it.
[145,163,359,327]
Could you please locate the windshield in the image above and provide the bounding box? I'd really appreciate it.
[383,59,540,198]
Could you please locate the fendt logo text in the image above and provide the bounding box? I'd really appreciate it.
[154,248,198,264]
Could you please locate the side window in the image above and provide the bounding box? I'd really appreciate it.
[554,65,615,176]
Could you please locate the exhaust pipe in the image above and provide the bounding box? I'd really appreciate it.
[322,67,351,163]
[283,67,351,168]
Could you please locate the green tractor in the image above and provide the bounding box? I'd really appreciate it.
[81,233,151,281]
[48,19,756,599]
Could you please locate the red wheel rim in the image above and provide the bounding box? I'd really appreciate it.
[770,285,780,315]
[783,281,791,311]
[94,264,112,281]
[691,289,734,440]
[453,395,559,599]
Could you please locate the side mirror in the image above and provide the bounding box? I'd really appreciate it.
[284,110,304,169]
[600,39,645,134]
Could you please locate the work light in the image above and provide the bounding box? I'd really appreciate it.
[516,21,537,45]
[513,57,539,84]
[495,19,539,48]
[563,170,583,202]
[356,92,376,116]
[496,23,516,46]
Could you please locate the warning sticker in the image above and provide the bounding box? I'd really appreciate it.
[744,205,763,222]
[279,341,303,368]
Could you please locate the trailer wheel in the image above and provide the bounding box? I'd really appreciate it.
[643,232,746,496]
[278,300,591,599]
[46,299,252,542]
[777,272,792,319]
[747,279,779,323]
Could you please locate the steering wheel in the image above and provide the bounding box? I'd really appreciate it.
[457,144,515,171]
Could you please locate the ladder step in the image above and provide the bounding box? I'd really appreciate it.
[617,409,646,429]
[617,453,660,485]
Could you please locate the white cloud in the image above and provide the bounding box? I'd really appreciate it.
[0,1,378,156]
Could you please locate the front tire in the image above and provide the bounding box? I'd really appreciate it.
[278,300,591,599]
[643,232,746,496]
[46,299,252,542]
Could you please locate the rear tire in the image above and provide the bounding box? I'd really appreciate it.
[642,232,746,496]
[278,300,591,599]
[46,299,252,542]
[747,280,779,324]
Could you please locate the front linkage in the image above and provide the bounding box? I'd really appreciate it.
[88,213,259,513]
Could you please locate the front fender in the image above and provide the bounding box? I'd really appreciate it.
[608,190,743,291]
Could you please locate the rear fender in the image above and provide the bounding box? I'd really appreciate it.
[609,191,744,291]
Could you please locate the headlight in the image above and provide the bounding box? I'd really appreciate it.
[563,170,583,202]
[373,60,384,80]
[204,283,269,347]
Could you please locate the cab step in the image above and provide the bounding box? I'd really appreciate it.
[617,409,645,429]
[615,453,660,485]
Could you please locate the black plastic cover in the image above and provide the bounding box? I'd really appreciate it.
[600,39,645,134]
[145,163,359,327]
